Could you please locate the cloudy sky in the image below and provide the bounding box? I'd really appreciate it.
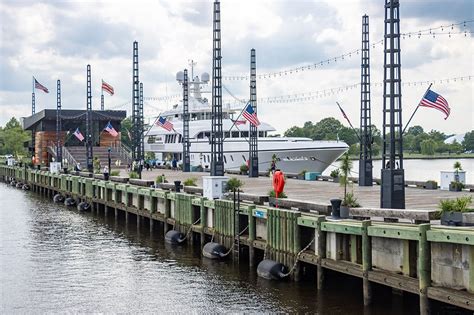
[0,0,472,135]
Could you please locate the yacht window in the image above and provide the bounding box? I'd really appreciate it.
[232,131,239,138]
[147,136,155,144]
[203,155,207,163]
[178,134,182,143]
[208,155,210,162]
[230,155,234,162]
[197,132,204,139]
[224,132,230,138]
[241,131,249,138]
[224,155,227,163]
[259,131,264,137]
[204,132,210,138]
[175,114,179,118]
[242,155,246,162]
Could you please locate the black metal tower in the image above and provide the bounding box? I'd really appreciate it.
[86,64,93,173]
[131,41,141,166]
[32,92,35,115]
[359,15,373,186]
[101,88,104,111]
[182,69,191,172]
[56,79,62,165]
[381,0,405,208]
[210,0,224,176]
[139,81,145,174]
[248,48,259,177]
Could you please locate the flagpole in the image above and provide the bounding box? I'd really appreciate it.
[143,113,162,138]
[402,83,433,135]
[101,80,104,111]
[336,102,361,142]
[32,76,35,115]
[223,101,248,141]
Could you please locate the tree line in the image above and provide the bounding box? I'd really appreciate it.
[283,117,474,156]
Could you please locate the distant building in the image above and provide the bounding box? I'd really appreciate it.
[22,109,127,166]
[444,133,466,145]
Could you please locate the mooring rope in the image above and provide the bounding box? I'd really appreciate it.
[178,217,201,243]
[216,225,250,258]
[280,236,316,278]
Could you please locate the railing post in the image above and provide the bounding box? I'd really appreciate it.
[316,216,326,290]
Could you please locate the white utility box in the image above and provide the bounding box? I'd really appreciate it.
[440,171,466,190]
[49,162,62,174]
[203,176,229,200]
[7,158,15,166]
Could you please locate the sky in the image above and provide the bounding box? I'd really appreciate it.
[0,0,473,135]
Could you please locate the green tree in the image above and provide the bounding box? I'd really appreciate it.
[462,130,474,151]
[406,125,424,137]
[449,140,463,154]
[120,117,132,148]
[0,117,31,157]
[313,117,343,140]
[420,139,437,155]
[284,126,305,137]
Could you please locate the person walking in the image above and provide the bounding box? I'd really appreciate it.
[103,165,109,180]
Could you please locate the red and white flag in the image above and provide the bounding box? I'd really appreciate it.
[102,80,114,96]
[73,128,84,141]
[104,121,118,137]
[419,89,450,120]
[34,78,49,93]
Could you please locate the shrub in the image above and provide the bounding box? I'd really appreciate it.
[330,168,340,178]
[183,177,197,186]
[226,177,243,192]
[299,169,308,176]
[268,190,287,198]
[110,170,120,176]
[450,181,465,190]
[240,164,249,173]
[155,174,167,184]
[438,196,473,214]
[341,192,360,207]
[129,171,139,179]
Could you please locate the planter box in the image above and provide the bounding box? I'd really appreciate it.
[340,205,350,219]
[110,176,129,183]
[332,177,339,183]
[305,172,320,181]
[297,174,305,180]
[440,212,474,226]
[423,181,438,190]
[449,183,463,191]
[129,179,154,187]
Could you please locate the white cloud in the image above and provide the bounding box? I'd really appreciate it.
[0,0,472,136]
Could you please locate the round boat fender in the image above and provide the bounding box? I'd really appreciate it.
[16,182,23,188]
[257,259,287,280]
[202,242,228,260]
[165,230,185,244]
[22,184,30,190]
[10,180,16,186]
[77,201,91,212]
[64,197,76,207]
[53,194,65,203]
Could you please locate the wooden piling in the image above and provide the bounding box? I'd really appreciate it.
[418,224,431,315]
[316,216,326,290]
[361,220,372,306]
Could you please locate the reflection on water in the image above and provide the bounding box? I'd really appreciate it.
[0,184,466,314]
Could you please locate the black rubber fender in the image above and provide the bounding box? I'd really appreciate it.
[202,242,228,260]
[77,201,91,212]
[257,259,287,280]
[165,230,185,245]
[16,182,23,189]
[64,197,76,207]
[53,194,65,203]
[22,184,30,190]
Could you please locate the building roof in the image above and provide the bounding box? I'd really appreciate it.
[22,109,127,130]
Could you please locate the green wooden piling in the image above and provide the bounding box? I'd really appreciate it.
[361,220,372,305]
[316,216,326,290]
[248,205,256,267]
[418,223,431,315]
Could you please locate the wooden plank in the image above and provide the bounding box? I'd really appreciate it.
[322,221,363,235]
[427,286,474,311]
[368,225,420,241]
[427,229,474,246]
[368,269,419,295]
[350,207,437,221]
[297,216,319,228]
[321,258,364,278]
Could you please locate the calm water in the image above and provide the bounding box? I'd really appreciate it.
[0,184,465,314]
[323,158,474,184]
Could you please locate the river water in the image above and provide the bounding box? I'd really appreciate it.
[0,184,467,314]
[323,158,474,184]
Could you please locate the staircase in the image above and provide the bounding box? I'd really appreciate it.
[65,146,132,169]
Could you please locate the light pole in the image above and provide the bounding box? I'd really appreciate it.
[108,147,111,178]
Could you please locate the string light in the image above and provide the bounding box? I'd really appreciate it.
[222,20,473,81]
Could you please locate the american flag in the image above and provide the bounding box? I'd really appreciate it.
[156,116,174,131]
[242,102,260,126]
[73,128,84,141]
[419,89,450,120]
[231,119,246,126]
[101,80,114,96]
[34,78,49,93]
[337,102,352,125]
[104,121,118,137]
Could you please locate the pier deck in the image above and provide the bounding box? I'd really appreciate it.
[135,169,473,210]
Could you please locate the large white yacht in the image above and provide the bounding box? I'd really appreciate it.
[144,75,348,174]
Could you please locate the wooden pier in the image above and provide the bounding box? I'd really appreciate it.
[1,165,473,313]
